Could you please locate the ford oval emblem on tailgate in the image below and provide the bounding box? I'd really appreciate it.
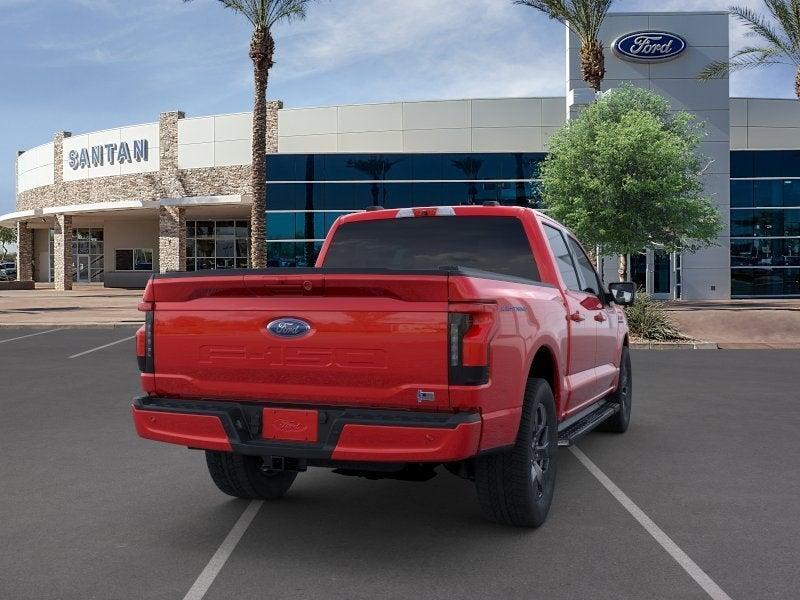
[267,318,311,338]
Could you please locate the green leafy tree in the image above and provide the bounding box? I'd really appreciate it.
[184,0,315,268]
[699,2,800,99]
[515,0,615,91]
[538,84,723,280]
[0,226,15,263]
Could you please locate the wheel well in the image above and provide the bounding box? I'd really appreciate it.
[528,346,559,405]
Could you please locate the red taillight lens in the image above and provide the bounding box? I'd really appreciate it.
[448,303,496,385]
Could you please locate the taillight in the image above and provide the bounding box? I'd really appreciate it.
[136,312,154,373]
[448,303,497,386]
[138,278,155,373]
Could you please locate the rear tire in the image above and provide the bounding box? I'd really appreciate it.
[599,346,632,433]
[475,378,557,527]
[205,452,297,500]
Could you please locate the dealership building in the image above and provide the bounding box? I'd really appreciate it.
[3,10,800,298]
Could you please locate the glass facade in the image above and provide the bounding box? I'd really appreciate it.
[265,152,545,267]
[731,150,800,297]
[186,220,250,271]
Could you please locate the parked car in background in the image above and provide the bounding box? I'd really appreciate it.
[131,205,636,527]
[0,262,15,280]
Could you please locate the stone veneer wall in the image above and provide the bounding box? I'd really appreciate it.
[15,222,33,281]
[16,102,283,212]
[53,214,73,291]
[158,206,186,273]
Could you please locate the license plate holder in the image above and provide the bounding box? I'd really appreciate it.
[261,408,319,443]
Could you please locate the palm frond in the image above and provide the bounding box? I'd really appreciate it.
[515,0,615,43]
[730,4,800,64]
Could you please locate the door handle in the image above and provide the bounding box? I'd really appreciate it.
[569,311,585,322]
[594,313,607,322]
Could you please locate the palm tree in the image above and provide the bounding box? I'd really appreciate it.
[346,157,404,206]
[699,2,800,99]
[185,0,313,268]
[515,0,615,91]
[451,157,483,204]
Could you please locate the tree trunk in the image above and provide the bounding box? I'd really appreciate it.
[795,68,800,100]
[618,253,627,282]
[580,40,605,92]
[249,27,274,269]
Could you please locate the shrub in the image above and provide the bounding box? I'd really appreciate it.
[624,292,687,341]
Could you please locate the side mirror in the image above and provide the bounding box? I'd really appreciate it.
[608,281,636,306]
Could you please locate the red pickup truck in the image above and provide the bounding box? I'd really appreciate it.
[132,205,635,527]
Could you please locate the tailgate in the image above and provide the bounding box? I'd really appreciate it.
[149,272,451,410]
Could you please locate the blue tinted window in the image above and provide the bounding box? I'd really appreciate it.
[265,213,296,240]
[732,268,800,296]
[754,150,800,177]
[730,151,754,178]
[730,180,753,208]
[730,239,800,267]
[754,181,783,207]
[267,241,323,268]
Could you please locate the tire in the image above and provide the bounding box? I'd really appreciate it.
[474,378,558,528]
[599,346,632,433]
[205,451,297,500]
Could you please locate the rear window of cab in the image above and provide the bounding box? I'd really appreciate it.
[322,216,540,281]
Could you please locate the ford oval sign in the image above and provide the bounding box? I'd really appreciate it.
[267,318,311,339]
[613,31,686,63]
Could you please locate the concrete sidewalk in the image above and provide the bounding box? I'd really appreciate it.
[664,299,800,349]
[0,284,143,327]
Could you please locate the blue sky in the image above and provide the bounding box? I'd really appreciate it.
[1,0,796,215]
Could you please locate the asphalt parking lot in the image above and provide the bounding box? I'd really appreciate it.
[1,328,798,600]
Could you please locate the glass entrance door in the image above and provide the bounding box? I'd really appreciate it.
[76,256,90,282]
[652,250,672,299]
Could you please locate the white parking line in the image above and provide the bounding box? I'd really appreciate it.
[0,329,63,345]
[569,446,733,600]
[68,335,135,359]
[182,500,263,600]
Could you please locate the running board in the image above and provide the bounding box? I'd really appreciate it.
[557,401,619,447]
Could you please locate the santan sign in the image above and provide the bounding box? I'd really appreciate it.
[613,31,687,62]
[68,139,149,170]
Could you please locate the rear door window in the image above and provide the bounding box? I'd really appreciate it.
[322,216,540,281]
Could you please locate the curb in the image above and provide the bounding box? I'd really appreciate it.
[630,341,719,350]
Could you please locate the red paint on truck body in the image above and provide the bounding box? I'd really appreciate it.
[131,206,628,464]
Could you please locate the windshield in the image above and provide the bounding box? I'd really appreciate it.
[322,216,540,281]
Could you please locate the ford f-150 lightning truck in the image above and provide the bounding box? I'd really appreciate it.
[132,204,636,527]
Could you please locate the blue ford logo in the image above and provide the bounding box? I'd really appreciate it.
[267,318,311,338]
[613,31,686,62]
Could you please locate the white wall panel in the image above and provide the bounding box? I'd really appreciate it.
[730,126,748,149]
[649,78,729,111]
[747,99,800,128]
[16,142,54,193]
[403,128,471,152]
[746,127,800,149]
[214,113,251,142]
[338,131,403,152]
[338,103,403,133]
[648,13,729,48]
[691,110,729,142]
[178,142,214,169]
[403,100,470,130]
[278,134,338,153]
[178,117,214,144]
[471,98,542,128]
[650,46,728,80]
[214,139,250,166]
[729,98,748,127]
[541,98,566,126]
[278,107,338,137]
[472,127,543,152]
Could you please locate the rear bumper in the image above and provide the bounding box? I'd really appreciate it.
[131,396,481,463]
